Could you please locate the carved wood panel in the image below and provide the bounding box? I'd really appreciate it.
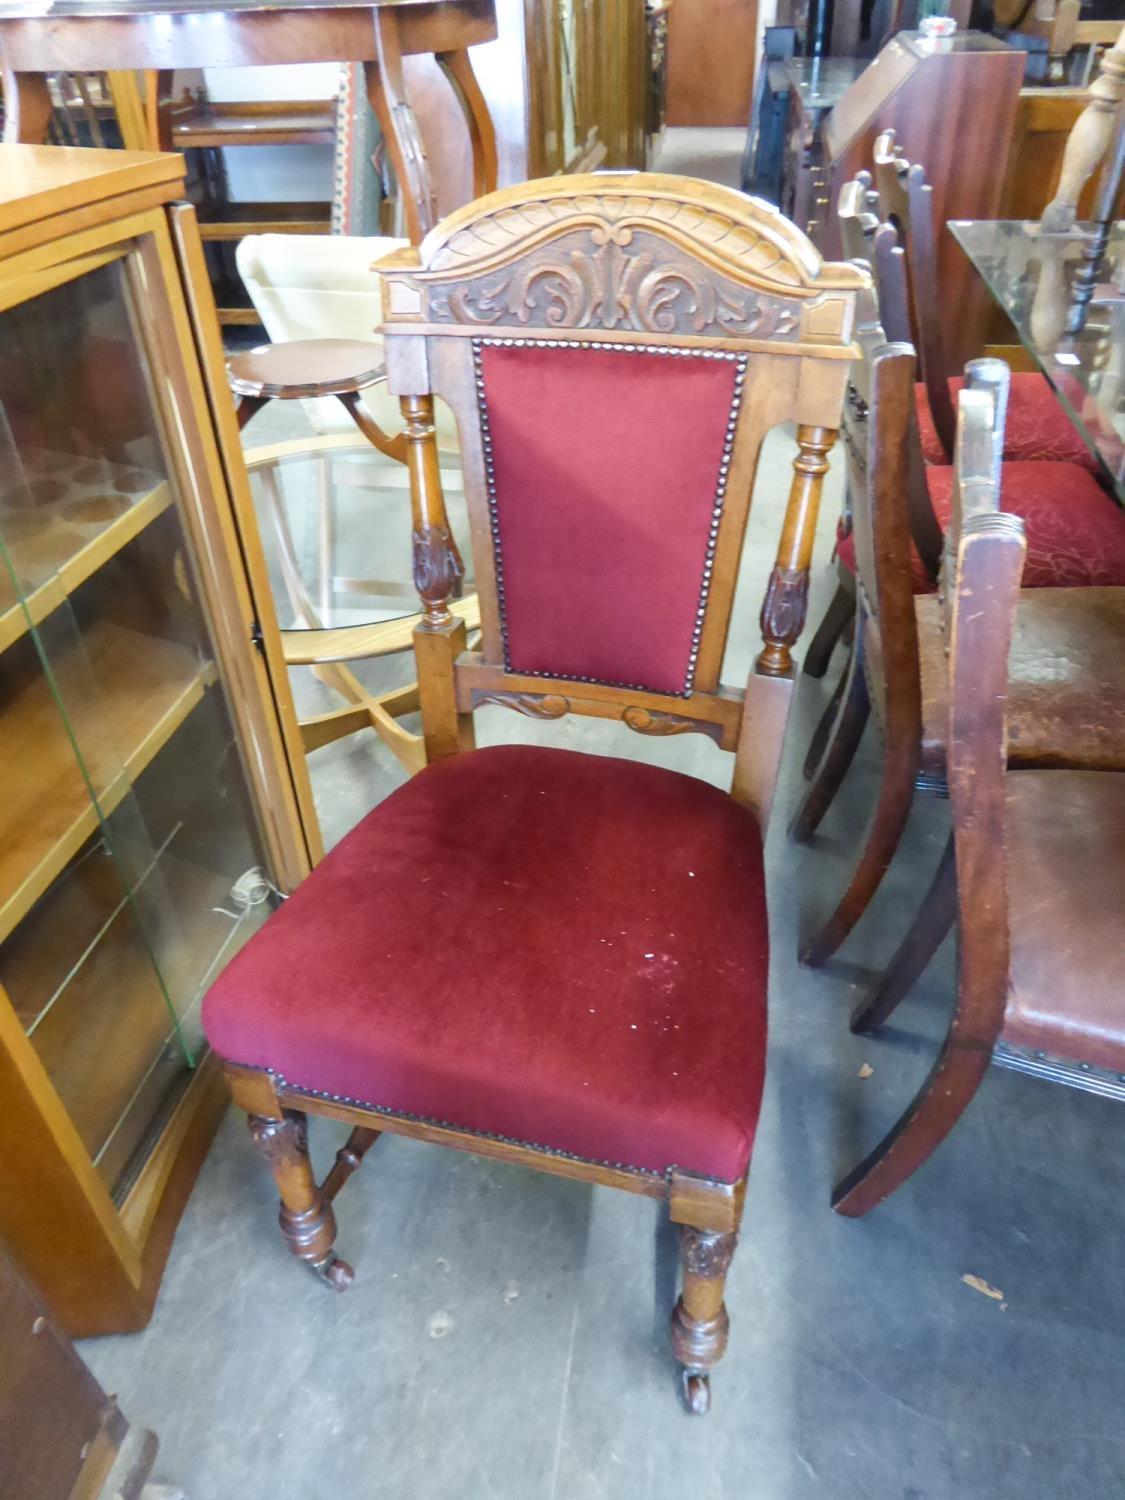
[428,226,802,338]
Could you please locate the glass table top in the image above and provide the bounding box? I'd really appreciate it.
[246,438,472,640]
[950,218,1125,498]
[785,56,866,113]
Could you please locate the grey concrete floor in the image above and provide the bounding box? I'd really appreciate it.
[81,133,1125,1499]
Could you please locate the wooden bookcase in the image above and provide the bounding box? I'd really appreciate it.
[0,145,318,1337]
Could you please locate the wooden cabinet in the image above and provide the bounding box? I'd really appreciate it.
[665,0,758,127]
[0,145,314,1337]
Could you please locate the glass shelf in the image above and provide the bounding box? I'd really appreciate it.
[0,618,214,943]
[0,235,271,1199]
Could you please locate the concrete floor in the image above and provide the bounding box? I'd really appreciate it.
[82,132,1125,1499]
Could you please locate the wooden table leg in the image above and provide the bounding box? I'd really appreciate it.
[435,46,498,197]
[365,12,438,244]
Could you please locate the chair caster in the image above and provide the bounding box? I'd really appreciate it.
[680,1369,712,1415]
[309,1251,354,1291]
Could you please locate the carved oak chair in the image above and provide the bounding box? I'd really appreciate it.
[200,174,867,1414]
[794,326,1125,974]
[873,128,1101,472]
[834,384,1125,1217]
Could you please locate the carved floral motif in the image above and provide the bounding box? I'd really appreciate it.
[428,226,800,339]
[622,705,724,744]
[679,1226,738,1279]
[412,525,465,609]
[426,192,812,284]
[473,690,570,720]
[759,565,809,651]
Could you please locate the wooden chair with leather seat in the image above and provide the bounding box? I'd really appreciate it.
[834,383,1125,1217]
[873,128,1103,473]
[793,326,1125,974]
[801,176,1124,683]
[199,173,868,1414]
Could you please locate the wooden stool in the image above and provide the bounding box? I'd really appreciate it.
[228,337,406,461]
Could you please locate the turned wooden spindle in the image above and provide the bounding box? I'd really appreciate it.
[756,424,836,678]
[402,393,474,762]
[670,1226,738,1415]
[402,393,464,629]
[1041,24,1125,233]
[320,1126,381,1202]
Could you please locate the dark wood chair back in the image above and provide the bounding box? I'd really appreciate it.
[837,171,879,265]
[872,132,957,461]
[872,129,909,238]
[376,173,867,826]
[843,192,944,580]
[943,389,1027,1070]
[831,389,1030,1216]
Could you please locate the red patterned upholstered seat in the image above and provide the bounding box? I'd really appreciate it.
[202,745,769,1183]
[915,375,1098,471]
[836,460,1125,594]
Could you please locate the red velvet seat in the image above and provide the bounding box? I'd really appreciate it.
[915,375,1099,471]
[836,460,1125,593]
[203,745,769,1183]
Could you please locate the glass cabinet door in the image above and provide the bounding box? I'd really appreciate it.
[0,251,271,1199]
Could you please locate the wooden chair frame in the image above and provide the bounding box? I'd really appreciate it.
[794,341,1012,972]
[802,178,943,680]
[222,173,866,1412]
[833,390,1027,1216]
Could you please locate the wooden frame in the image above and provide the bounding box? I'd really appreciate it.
[221,173,865,1413]
[833,390,1026,1217]
[0,147,315,1334]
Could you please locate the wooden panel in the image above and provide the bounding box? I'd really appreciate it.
[666,0,758,127]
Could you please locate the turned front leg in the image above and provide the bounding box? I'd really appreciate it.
[247,1110,353,1291]
[670,1226,738,1415]
[757,424,836,678]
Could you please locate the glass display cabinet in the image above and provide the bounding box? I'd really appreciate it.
[0,145,317,1336]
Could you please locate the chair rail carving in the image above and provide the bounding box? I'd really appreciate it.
[428,227,801,338]
[471,689,728,744]
[378,175,868,348]
[621,705,725,744]
[473,690,571,719]
[423,187,817,285]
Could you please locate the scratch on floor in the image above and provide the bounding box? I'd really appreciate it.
[456,1427,501,1500]
[546,1303,581,1500]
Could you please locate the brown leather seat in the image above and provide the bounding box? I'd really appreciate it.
[1003,770,1125,1071]
[918,587,1125,778]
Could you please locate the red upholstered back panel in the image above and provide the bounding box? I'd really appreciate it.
[476,341,745,696]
